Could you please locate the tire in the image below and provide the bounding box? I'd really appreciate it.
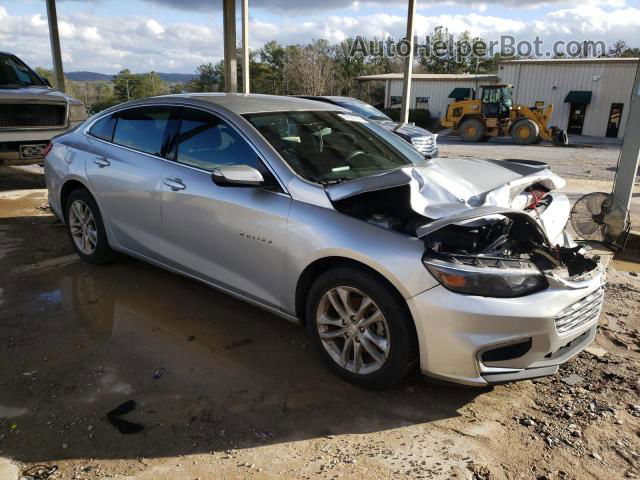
[64,188,117,265]
[479,135,491,142]
[306,267,418,389]
[458,118,486,142]
[511,119,540,145]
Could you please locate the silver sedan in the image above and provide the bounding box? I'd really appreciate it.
[44,94,605,389]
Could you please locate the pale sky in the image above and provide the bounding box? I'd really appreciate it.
[1,0,639,73]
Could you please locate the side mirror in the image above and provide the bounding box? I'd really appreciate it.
[212,164,264,187]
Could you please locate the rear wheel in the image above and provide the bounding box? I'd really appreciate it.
[459,118,486,142]
[306,267,418,389]
[65,189,117,265]
[511,119,540,145]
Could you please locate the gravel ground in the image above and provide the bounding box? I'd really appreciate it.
[438,136,623,182]
[1,163,639,480]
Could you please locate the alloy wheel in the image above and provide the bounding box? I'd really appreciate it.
[316,286,390,375]
[68,199,98,255]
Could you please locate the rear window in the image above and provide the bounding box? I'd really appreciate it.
[88,115,117,142]
[112,107,172,156]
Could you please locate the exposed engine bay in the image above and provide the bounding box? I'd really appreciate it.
[330,168,601,291]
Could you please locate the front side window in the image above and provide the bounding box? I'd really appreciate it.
[0,53,46,88]
[112,106,173,156]
[244,110,415,184]
[174,108,257,171]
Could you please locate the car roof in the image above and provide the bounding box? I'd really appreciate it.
[149,93,342,115]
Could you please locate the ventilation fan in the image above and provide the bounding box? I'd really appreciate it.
[570,192,631,251]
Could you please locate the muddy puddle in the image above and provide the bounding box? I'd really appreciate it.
[1,255,479,463]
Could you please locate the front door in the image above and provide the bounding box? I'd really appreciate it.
[158,107,291,309]
[567,103,587,135]
[606,103,624,138]
[85,106,174,258]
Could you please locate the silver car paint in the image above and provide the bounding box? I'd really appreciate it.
[45,93,604,386]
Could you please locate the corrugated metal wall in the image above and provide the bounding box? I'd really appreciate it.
[499,62,637,138]
[388,79,497,119]
[385,61,637,137]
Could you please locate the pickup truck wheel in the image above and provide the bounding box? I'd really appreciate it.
[65,189,117,265]
[306,267,417,389]
[459,118,486,142]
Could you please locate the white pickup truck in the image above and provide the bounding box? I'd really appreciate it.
[0,51,87,166]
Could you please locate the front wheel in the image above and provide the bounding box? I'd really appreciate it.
[306,267,418,389]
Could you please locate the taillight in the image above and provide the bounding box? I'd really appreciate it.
[42,143,53,158]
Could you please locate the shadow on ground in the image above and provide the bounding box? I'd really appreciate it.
[0,217,485,465]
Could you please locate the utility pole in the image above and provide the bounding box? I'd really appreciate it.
[45,0,66,92]
[612,62,640,211]
[241,0,250,94]
[223,0,238,93]
[399,0,416,125]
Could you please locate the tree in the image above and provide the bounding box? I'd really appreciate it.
[608,40,628,57]
[259,41,287,94]
[187,62,223,92]
[285,39,333,95]
[112,69,167,101]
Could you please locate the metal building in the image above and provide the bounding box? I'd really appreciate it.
[499,58,639,138]
[358,73,498,119]
[360,58,639,138]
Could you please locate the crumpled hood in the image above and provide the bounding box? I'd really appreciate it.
[326,156,566,220]
[376,120,435,139]
[0,86,77,104]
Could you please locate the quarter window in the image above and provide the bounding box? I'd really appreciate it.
[175,108,257,171]
[112,107,173,156]
[88,114,117,142]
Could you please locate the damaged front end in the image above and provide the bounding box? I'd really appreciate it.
[327,163,603,299]
[417,207,601,298]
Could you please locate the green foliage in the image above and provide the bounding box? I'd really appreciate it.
[186,62,223,92]
[113,69,168,101]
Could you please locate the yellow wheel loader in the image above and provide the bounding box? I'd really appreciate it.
[441,84,568,146]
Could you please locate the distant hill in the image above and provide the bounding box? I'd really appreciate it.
[66,71,197,84]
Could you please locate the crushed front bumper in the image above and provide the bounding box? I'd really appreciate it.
[407,265,605,386]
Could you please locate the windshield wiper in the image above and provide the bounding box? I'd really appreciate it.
[314,177,352,186]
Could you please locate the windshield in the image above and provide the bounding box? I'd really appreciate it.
[0,53,46,88]
[334,100,392,121]
[244,110,414,184]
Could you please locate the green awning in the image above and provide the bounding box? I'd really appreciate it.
[564,90,592,104]
[449,88,473,100]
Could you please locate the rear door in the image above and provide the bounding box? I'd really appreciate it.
[85,106,176,258]
[157,107,292,309]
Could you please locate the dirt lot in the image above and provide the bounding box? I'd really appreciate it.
[1,150,639,480]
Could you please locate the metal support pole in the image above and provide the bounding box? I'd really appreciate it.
[399,0,416,125]
[45,0,65,92]
[241,0,250,94]
[223,0,238,93]
[612,63,640,211]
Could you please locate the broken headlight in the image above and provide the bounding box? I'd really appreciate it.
[423,255,548,298]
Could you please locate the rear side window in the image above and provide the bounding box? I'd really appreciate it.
[174,108,257,171]
[88,115,116,142]
[112,107,172,156]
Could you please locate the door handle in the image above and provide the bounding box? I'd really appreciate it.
[94,156,110,168]
[163,178,186,191]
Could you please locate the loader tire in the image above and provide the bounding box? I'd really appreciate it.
[459,118,486,142]
[511,119,540,145]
